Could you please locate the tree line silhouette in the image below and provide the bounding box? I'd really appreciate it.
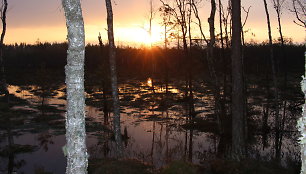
[3,42,304,82]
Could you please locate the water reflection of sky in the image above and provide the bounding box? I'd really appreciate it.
[0,78,301,173]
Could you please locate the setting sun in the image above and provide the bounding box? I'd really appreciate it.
[117,26,163,47]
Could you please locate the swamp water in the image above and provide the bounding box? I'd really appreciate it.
[0,77,302,173]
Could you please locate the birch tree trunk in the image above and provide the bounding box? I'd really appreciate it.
[0,0,8,103]
[231,0,246,161]
[105,0,124,158]
[298,52,306,174]
[61,0,88,173]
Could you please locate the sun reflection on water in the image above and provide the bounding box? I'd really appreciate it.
[147,78,152,87]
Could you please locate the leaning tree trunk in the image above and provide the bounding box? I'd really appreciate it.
[0,0,8,103]
[273,0,287,83]
[298,53,306,174]
[61,0,88,173]
[231,0,246,161]
[263,0,280,147]
[105,0,124,158]
[191,0,223,133]
[208,0,224,134]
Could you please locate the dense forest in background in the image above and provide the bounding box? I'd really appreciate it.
[3,42,305,84]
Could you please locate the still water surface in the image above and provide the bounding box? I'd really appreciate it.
[0,78,301,173]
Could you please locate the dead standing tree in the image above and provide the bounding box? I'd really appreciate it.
[149,0,154,49]
[159,4,175,94]
[263,0,281,160]
[272,0,287,83]
[231,0,246,161]
[148,0,157,93]
[61,0,88,173]
[291,0,305,28]
[0,2,14,174]
[159,0,188,62]
[98,33,110,125]
[105,0,124,158]
[186,0,195,117]
[218,0,224,50]
[221,0,232,48]
[0,0,8,103]
[191,0,224,134]
[272,0,289,160]
[272,0,285,47]
[160,0,195,117]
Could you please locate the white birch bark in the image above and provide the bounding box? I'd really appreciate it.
[61,0,88,173]
[298,52,306,174]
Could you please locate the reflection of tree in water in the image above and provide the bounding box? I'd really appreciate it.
[0,84,67,173]
[6,71,296,171]
[243,76,302,165]
[0,108,38,173]
[37,131,54,152]
[86,76,301,168]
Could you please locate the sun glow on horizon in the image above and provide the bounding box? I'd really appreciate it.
[5,22,305,46]
[116,26,163,47]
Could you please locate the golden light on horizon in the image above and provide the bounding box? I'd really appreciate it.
[4,0,306,45]
[6,23,305,46]
[115,26,163,47]
[5,19,305,46]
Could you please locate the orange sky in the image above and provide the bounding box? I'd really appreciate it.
[5,0,306,46]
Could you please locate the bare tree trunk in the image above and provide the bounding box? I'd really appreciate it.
[208,0,224,134]
[105,0,123,158]
[231,0,245,161]
[263,0,280,146]
[176,0,188,54]
[241,6,250,141]
[98,33,110,125]
[61,0,88,173]
[191,0,223,133]
[164,26,169,95]
[188,0,192,50]
[159,3,172,96]
[219,0,229,127]
[272,0,287,83]
[0,2,12,173]
[149,0,153,48]
[218,0,224,50]
[222,0,231,48]
[208,0,216,47]
[148,0,156,93]
[276,9,286,75]
[0,0,8,103]
[187,0,195,117]
[298,52,306,174]
[292,0,306,28]
[275,7,284,47]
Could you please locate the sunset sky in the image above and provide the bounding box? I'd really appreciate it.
[6,0,306,46]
